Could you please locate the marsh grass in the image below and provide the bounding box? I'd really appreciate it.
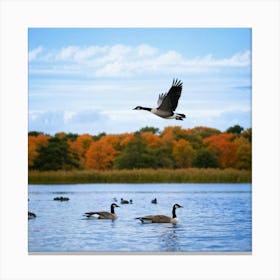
[28,168,251,184]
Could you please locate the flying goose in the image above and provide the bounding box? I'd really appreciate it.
[28,211,36,219]
[84,203,120,220]
[135,203,183,224]
[133,79,185,120]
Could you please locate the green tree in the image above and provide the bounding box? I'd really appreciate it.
[150,146,174,168]
[114,137,156,169]
[226,125,244,135]
[138,126,160,134]
[32,137,80,171]
[93,132,106,141]
[28,131,46,136]
[192,149,218,168]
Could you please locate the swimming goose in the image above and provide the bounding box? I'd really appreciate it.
[84,203,120,219]
[53,196,69,201]
[136,203,183,224]
[133,79,185,120]
[121,198,129,204]
[151,198,157,204]
[28,211,36,219]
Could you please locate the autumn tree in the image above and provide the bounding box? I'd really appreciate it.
[188,126,221,139]
[234,136,252,170]
[160,126,188,147]
[28,134,49,168]
[241,128,252,143]
[28,126,252,171]
[172,139,195,168]
[204,133,237,169]
[119,133,135,148]
[85,135,120,170]
[140,132,161,149]
[68,134,94,167]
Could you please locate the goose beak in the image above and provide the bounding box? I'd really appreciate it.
[115,204,120,207]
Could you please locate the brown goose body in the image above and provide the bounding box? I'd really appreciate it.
[138,215,174,223]
[136,203,183,224]
[84,203,119,220]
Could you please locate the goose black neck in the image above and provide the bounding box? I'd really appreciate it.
[111,205,115,214]
[172,206,177,218]
[140,106,152,111]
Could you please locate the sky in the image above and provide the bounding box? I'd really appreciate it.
[28,28,252,135]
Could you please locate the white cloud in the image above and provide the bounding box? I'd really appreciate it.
[29,44,251,77]
[28,46,43,61]
[29,110,108,134]
[55,46,80,60]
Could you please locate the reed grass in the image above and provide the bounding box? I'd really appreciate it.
[28,168,251,184]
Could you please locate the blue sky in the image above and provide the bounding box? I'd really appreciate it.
[28,28,251,135]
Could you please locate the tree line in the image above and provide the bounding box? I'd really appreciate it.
[28,125,252,171]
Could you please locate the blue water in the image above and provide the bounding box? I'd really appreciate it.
[28,183,252,253]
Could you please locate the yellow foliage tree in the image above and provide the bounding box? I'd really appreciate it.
[234,136,252,170]
[172,139,195,168]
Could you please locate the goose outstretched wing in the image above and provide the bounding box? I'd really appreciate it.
[157,79,183,112]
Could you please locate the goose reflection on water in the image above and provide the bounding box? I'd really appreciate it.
[160,224,181,252]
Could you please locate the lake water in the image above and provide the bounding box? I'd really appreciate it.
[28,183,252,253]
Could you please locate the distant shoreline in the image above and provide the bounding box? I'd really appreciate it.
[28,168,251,184]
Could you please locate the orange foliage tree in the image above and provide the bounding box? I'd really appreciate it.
[204,133,237,169]
[85,135,120,170]
[28,134,49,168]
[160,126,188,146]
[68,134,93,167]
[140,132,161,149]
[118,133,135,148]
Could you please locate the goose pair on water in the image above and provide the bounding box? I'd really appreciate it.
[120,198,133,204]
[84,203,183,224]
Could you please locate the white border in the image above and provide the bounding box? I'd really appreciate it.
[0,1,279,280]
